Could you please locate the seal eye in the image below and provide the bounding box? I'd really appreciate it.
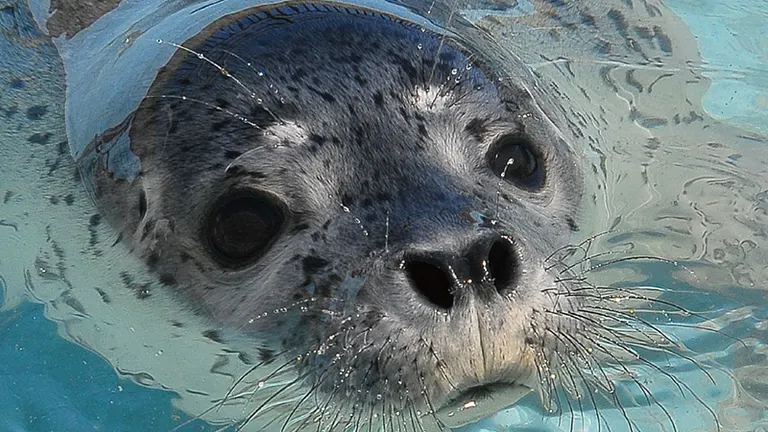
[486,133,544,190]
[205,191,285,267]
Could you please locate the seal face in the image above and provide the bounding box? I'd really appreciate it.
[92,2,583,429]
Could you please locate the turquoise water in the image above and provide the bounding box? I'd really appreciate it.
[1,0,767,431]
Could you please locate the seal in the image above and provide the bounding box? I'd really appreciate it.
[85,2,587,429]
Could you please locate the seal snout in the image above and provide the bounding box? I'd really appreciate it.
[402,233,519,309]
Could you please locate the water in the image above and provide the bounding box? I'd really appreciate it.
[1,0,767,431]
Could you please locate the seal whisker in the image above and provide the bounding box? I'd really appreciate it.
[277,376,326,432]
[146,94,264,130]
[553,327,676,432]
[578,317,719,432]
[216,348,293,410]
[156,40,283,125]
[237,372,312,431]
[425,0,460,109]
[580,255,683,275]
[418,336,459,392]
[550,249,632,275]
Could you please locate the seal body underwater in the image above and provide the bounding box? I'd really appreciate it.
[86,2,587,429]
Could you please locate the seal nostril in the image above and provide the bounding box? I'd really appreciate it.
[404,258,454,309]
[487,239,517,293]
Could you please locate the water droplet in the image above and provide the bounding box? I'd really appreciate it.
[416,43,423,50]
[451,68,458,75]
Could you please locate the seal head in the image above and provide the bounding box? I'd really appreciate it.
[91,2,583,429]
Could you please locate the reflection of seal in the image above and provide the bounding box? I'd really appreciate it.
[92,2,585,429]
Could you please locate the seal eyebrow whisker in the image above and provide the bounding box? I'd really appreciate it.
[425,0,458,109]
[157,40,283,125]
[224,146,261,174]
[147,94,264,129]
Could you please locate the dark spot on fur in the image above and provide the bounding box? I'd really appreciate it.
[203,329,223,343]
[49,196,60,205]
[465,118,488,141]
[654,26,673,53]
[146,252,160,269]
[303,256,330,275]
[580,12,597,27]
[258,347,276,364]
[308,134,326,148]
[566,216,579,232]
[373,91,384,107]
[291,223,310,234]
[179,251,192,263]
[211,119,232,132]
[26,105,48,120]
[595,39,611,55]
[238,352,253,364]
[171,320,184,328]
[120,272,152,299]
[159,273,177,286]
[214,98,229,109]
[341,193,354,207]
[250,105,278,128]
[224,150,242,159]
[89,214,101,227]
[64,194,74,205]
[417,123,428,137]
[309,87,336,104]
[606,9,629,39]
[28,132,51,144]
